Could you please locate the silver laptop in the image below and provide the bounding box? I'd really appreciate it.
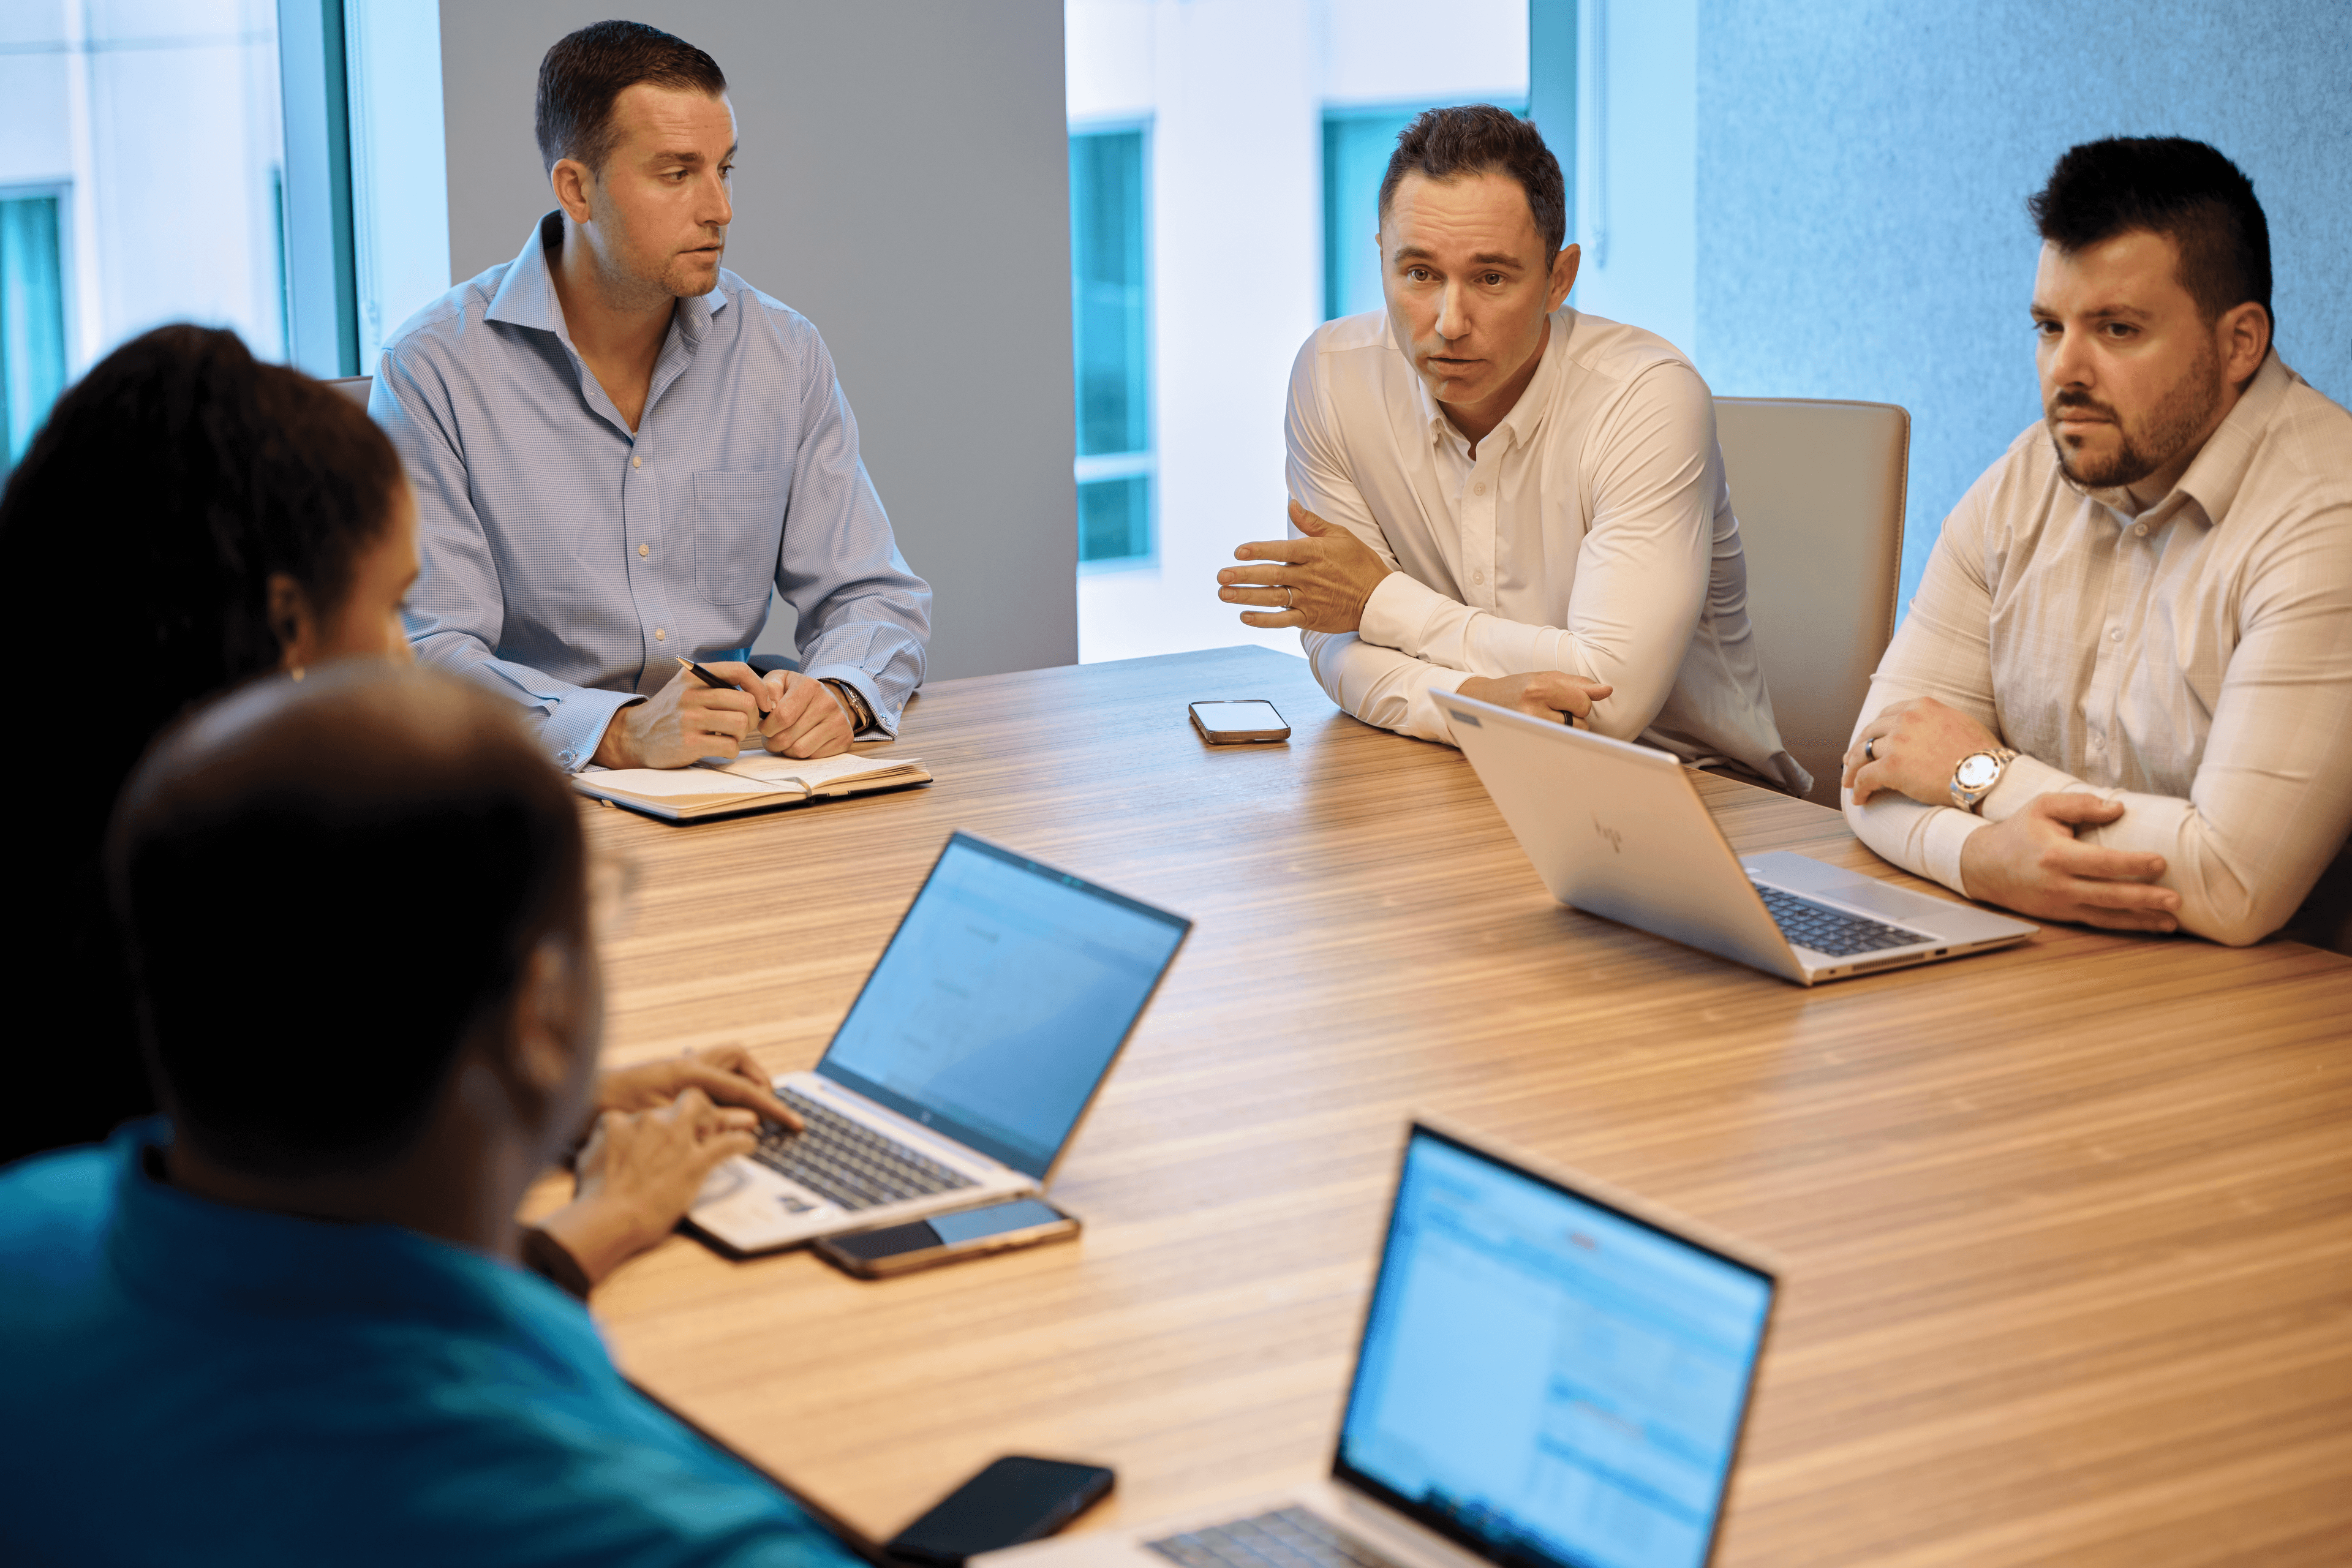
[687,831,1191,1255]
[979,1117,1779,1568]
[1431,690,2035,984]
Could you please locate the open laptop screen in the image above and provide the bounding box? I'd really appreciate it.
[817,832,1190,1179]
[1335,1126,1774,1568]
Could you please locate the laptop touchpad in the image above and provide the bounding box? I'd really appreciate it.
[1817,878,1941,921]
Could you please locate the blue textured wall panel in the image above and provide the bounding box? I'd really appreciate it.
[1694,0,2352,611]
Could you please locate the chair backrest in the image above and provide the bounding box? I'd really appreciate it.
[325,375,373,408]
[1714,398,1909,807]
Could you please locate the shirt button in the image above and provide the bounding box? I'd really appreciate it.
[2109,627,2123,641]
[1473,481,1487,496]
[638,543,650,557]
[1474,571,1485,584]
[2132,522,2147,537]
[631,454,643,469]
[655,628,666,641]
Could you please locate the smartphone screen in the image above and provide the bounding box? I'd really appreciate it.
[888,1455,1114,1567]
[826,1198,1070,1265]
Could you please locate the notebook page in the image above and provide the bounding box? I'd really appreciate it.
[713,752,921,790]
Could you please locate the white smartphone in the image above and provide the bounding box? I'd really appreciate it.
[1188,699,1291,744]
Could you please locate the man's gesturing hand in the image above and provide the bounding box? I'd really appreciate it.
[1455,671,1613,726]
[1958,793,2180,932]
[1219,500,1394,633]
[537,1088,760,1287]
[592,660,766,770]
[1844,695,2005,806]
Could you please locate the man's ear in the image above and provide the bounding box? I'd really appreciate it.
[2220,300,2271,387]
[266,571,316,671]
[1547,243,1582,314]
[551,157,595,225]
[503,937,589,1115]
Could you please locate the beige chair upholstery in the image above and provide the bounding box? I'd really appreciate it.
[1714,398,1909,807]
[325,375,372,408]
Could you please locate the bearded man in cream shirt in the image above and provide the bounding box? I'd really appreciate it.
[1218,105,1807,795]
[1841,137,2352,949]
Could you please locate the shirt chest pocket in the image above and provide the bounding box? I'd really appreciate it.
[690,470,788,608]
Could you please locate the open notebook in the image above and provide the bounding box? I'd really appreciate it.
[573,750,931,822]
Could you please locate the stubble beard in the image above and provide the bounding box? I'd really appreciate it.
[2048,338,2223,490]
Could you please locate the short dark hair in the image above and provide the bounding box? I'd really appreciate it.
[2027,137,2272,328]
[1378,105,1567,259]
[109,666,589,1178]
[535,19,726,174]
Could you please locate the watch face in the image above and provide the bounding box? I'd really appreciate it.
[1956,752,2002,790]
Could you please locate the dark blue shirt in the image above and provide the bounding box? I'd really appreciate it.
[0,1124,864,1567]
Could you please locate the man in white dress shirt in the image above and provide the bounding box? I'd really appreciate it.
[1842,137,2352,948]
[1218,105,1806,793]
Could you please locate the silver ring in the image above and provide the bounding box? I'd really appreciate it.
[1863,736,1877,761]
[1285,586,1296,611]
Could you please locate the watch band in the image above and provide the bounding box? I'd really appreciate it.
[821,678,874,733]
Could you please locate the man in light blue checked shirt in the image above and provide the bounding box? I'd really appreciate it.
[373,20,930,775]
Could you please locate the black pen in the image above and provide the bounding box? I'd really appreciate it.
[675,655,770,719]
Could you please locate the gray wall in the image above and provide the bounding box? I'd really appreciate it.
[438,1,1077,680]
[1690,1,2352,611]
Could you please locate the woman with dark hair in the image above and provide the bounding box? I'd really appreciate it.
[1,325,415,1163]
[0,325,794,1294]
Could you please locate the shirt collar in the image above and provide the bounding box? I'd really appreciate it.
[2071,350,2294,530]
[484,211,728,349]
[1411,310,1567,459]
[100,1119,604,1358]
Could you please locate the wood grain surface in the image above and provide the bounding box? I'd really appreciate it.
[562,645,2352,1568]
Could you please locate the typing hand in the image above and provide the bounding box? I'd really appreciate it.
[1219,500,1394,633]
[536,1088,760,1287]
[1454,671,1613,728]
[1844,696,2003,806]
[592,663,764,769]
[595,1044,800,1132]
[753,671,854,760]
[1957,793,2180,932]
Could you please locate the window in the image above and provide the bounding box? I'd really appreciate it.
[0,6,290,419]
[1324,102,1530,322]
[0,190,69,472]
[1068,126,1153,568]
[0,0,448,451]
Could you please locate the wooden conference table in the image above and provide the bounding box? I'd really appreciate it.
[565,646,2352,1568]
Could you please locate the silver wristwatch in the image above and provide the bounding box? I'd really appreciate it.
[1949,747,2018,813]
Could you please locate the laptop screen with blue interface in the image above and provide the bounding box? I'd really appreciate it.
[817,833,1190,1178]
[1335,1129,1774,1568]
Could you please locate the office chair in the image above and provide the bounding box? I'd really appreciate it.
[1714,398,1909,808]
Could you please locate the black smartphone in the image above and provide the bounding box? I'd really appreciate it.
[886,1455,1115,1568]
[813,1197,1080,1279]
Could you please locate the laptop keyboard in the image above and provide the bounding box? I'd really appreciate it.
[1754,881,1928,958]
[750,1088,978,1212]
[1147,1509,1406,1568]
